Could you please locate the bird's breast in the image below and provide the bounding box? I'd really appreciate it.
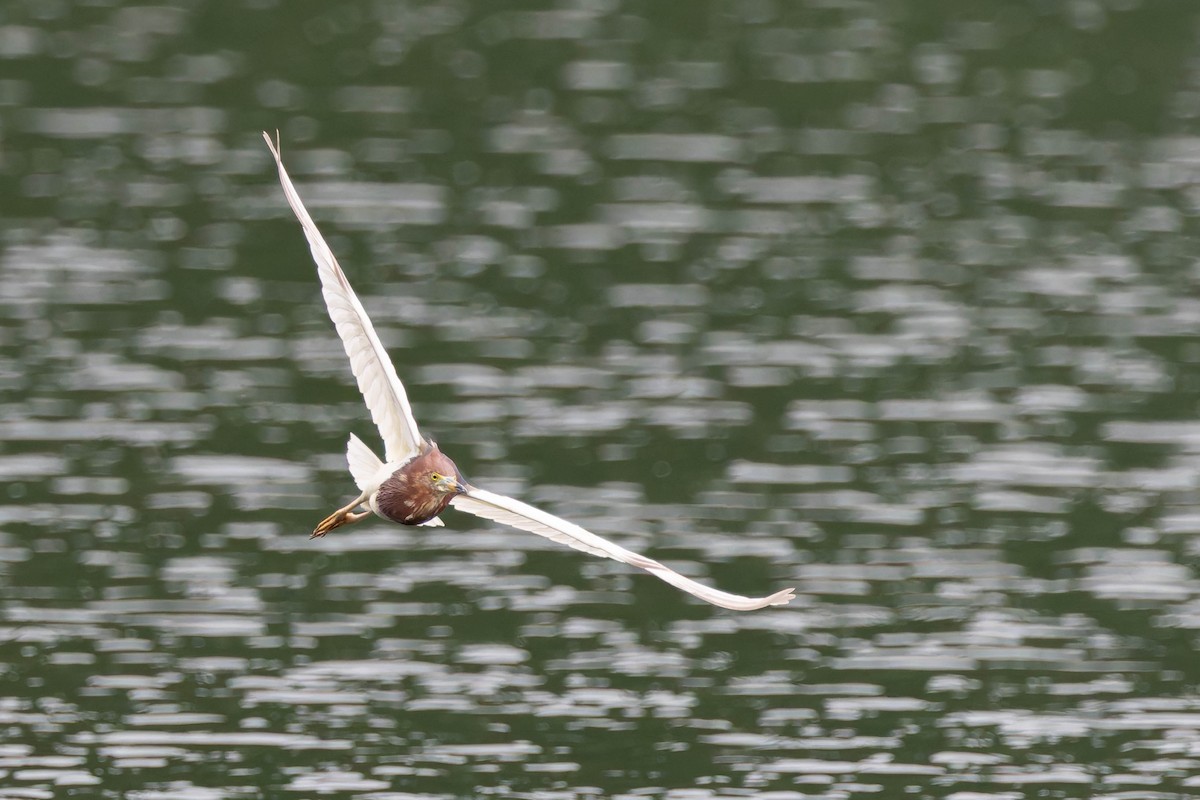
[374,470,452,526]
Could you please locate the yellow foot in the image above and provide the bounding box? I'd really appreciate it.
[312,509,369,538]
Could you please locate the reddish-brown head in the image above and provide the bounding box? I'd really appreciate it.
[375,442,467,526]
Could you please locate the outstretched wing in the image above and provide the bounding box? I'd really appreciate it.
[263,132,423,464]
[450,487,795,611]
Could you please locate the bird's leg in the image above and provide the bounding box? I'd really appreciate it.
[313,490,371,538]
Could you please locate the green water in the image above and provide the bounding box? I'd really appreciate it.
[3,0,1200,797]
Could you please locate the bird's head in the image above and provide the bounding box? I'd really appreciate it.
[428,468,466,495]
[422,442,467,496]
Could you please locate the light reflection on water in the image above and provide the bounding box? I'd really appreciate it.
[3,0,1200,797]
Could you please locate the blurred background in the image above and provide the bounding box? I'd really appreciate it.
[3,0,1200,796]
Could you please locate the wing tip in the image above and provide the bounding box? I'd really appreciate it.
[766,587,796,607]
[721,586,796,611]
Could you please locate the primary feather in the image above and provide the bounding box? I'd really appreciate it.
[451,489,795,611]
[263,132,423,464]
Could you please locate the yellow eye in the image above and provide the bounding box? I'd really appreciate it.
[430,472,443,482]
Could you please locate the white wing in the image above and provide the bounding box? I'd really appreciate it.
[263,132,423,464]
[345,433,383,492]
[450,487,795,612]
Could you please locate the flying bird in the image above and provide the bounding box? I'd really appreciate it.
[262,132,794,612]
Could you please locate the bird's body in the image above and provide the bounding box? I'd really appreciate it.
[263,131,795,612]
[374,443,464,526]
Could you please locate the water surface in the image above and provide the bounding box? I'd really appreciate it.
[3,1,1200,797]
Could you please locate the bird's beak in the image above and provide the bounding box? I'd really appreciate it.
[436,475,467,495]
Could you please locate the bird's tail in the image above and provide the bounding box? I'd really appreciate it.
[346,433,383,491]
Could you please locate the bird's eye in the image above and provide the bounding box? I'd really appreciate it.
[430,472,443,482]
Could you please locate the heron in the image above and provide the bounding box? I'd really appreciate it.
[262,132,794,612]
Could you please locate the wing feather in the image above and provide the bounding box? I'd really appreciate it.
[346,433,383,492]
[263,132,423,463]
[451,488,795,612]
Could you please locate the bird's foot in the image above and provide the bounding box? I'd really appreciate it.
[312,509,369,538]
